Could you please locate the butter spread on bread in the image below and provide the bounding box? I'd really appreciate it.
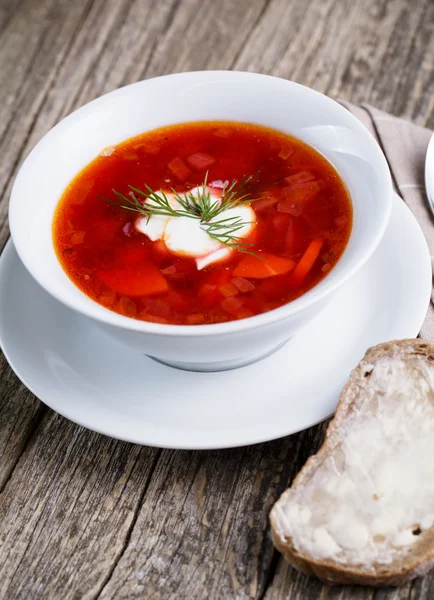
[270,340,434,586]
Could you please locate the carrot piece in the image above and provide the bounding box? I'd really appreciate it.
[221,296,245,316]
[71,231,86,245]
[161,264,177,275]
[97,262,168,297]
[281,181,322,204]
[134,141,160,154]
[277,147,293,160]
[284,171,316,185]
[166,290,190,311]
[70,180,94,204]
[219,282,239,297]
[233,252,296,279]
[142,298,171,318]
[118,296,137,318]
[187,152,215,170]
[292,238,325,285]
[168,157,191,181]
[99,289,117,306]
[231,277,255,293]
[253,195,280,212]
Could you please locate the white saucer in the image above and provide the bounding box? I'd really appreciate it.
[0,194,431,449]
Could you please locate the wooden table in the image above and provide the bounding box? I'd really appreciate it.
[0,1,433,598]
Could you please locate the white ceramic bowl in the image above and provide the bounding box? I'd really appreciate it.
[9,71,392,371]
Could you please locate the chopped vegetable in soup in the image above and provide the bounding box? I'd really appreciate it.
[53,121,352,324]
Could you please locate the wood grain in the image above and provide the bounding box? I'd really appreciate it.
[98,426,327,600]
[0,0,433,598]
[0,359,46,491]
[0,412,160,599]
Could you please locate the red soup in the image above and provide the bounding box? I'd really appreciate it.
[53,122,352,325]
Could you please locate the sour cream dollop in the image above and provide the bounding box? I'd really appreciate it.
[135,186,256,269]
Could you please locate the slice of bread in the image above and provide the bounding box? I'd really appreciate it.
[270,339,434,587]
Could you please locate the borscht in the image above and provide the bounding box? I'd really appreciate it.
[53,122,352,325]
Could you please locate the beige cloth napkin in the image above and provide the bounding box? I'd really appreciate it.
[340,101,434,340]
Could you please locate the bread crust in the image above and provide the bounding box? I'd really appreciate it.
[270,339,434,587]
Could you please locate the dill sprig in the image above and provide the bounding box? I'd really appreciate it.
[101,172,259,254]
[201,215,255,253]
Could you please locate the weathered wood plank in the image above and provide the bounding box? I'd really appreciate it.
[98,424,327,600]
[264,561,432,600]
[0,0,18,34]
[264,560,375,600]
[0,412,160,600]
[338,0,434,129]
[0,0,95,495]
[140,0,270,79]
[0,358,45,491]
[0,410,326,599]
[0,0,95,245]
[233,0,434,129]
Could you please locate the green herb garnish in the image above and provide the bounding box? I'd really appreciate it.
[102,172,259,254]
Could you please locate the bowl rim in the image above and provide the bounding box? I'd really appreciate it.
[9,70,393,338]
